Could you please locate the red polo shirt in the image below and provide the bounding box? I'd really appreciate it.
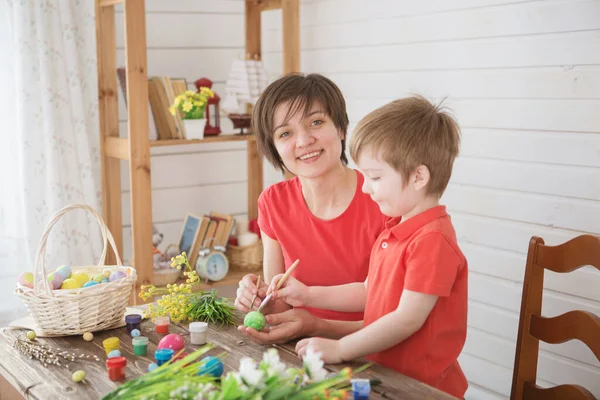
[364,205,468,399]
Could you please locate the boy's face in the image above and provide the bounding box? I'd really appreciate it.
[357,150,428,219]
[272,101,344,178]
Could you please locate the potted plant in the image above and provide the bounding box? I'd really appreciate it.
[169,87,214,140]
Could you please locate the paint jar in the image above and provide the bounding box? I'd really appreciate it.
[106,356,127,381]
[125,314,142,334]
[155,316,170,334]
[351,379,371,400]
[189,322,208,345]
[132,336,149,356]
[102,337,120,356]
[155,348,174,366]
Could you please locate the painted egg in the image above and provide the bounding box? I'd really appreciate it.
[109,270,127,282]
[72,370,86,382]
[17,272,34,288]
[61,278,81,290]
[102,269,112,278]
[26,331,36,340]
[198,356,224,377]
[108,350,121,358]
[92,274,104,283]
[47,272,64,290]
[244,311,266,331]
[157,333,185,353]
[83,332,94,341]
[71,272,89,287]
[148,363,158,372]
[82,281,99,288]
[56,265,72,280]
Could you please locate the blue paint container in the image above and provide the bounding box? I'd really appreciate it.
[352,378,371,400]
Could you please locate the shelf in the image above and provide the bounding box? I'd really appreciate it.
[150,133,255,147]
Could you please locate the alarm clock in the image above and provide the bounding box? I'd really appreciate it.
[195,246,229,281]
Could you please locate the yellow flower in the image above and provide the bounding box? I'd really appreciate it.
[182,101,193,112]
[168,105,177,116]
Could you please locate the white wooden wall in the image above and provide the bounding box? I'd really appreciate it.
[118,1,600,398]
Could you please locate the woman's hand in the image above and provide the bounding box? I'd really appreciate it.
[238,308,318,345]
[234,274,268,313]
[268,274,310,307]
[296,337,344,364]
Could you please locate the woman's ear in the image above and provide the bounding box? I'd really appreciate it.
[413,165,430,191]
[339,130,345,140]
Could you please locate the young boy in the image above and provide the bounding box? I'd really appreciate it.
[267,96,468,398]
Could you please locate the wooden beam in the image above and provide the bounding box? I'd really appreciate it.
[247,137,263,221]
[245,0,262,60]
[124,0,153,301]
[282,0,300,74]
[105,137,130,160]
[98,0,124,7]
[254,0,282,11]
[95,0,123,266]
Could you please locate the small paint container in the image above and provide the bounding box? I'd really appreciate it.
[155,316,170,334]
[155,348,174,366]
[125,314,142,334]
[189,322,208,345]
[351,378,371,400]
[106,356,127,381]
[132,336,149,356]
[102,337,120,356]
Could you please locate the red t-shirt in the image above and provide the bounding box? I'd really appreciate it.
[364,205,468,399]
[258,170,387,321]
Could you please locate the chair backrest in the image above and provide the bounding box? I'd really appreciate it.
[510,235,600,400]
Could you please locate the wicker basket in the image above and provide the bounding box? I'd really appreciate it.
[14,204,136,336]
[226,240,263,272]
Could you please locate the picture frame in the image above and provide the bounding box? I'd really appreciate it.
[177,213,203,259]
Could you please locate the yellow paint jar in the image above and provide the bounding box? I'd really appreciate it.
[102,337,120,356]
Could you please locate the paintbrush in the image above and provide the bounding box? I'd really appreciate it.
[257,259,300,313]
[250,275,261,310]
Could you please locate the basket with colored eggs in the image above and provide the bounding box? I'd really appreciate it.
[14,204,136,336]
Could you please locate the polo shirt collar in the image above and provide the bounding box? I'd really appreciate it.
[385,205,448,241]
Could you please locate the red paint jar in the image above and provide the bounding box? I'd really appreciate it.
[106,356,127,381]
[155,316,170,334]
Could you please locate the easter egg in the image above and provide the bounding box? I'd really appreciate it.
[82,281,99,288]
[47,272,64,290]
[71,272,89,287]
[131,329,141,337]
[102,269,112,278]
[101,277,109,283]
[72,370,86,382]
[108,350,121,358]
[61,278,81,290]
[26,331,36,340]
[244,311,266,331]
[92,274,104,283]
[148,363,158,372]
[56,265,72,280]
[83,332,94,341]
[157,333,185,353]
[17,272,34,289]
[198,356,223,377]
[109,270,127,282]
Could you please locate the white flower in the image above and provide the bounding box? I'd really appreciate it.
[239,357,265,387]
[302,346,328,382]
[262,348,287,376]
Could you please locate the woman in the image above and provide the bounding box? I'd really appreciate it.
[234,73,387,344]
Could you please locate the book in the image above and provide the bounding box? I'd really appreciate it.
[116,67,158,141]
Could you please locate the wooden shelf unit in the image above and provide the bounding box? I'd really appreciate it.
[95,0,300,301]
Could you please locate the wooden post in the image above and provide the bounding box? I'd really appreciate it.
[282,0,300,74]
[95,1,123,265]
[124,0,153,300]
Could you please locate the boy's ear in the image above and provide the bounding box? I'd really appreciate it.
[413,165,430,191]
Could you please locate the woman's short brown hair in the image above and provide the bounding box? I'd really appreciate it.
[252,73,349,173]
[349,96,461,198]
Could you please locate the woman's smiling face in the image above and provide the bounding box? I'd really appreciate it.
[272,101,345,178]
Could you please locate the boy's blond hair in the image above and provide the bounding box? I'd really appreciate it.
[349,96,460,198]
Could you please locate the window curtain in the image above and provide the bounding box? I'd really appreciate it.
[0,1,104,323]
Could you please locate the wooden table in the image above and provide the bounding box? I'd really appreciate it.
[0,317,456,400]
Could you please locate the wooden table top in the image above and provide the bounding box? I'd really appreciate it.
[0,316,456,400]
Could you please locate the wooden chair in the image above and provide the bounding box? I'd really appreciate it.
[510,235,600,400]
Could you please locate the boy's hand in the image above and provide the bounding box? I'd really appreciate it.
[296,337,343,364]
[234,274,268,313]
[268,274,309,307]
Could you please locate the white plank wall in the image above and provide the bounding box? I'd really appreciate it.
[258,1,600,399]
[117,1,600,398]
